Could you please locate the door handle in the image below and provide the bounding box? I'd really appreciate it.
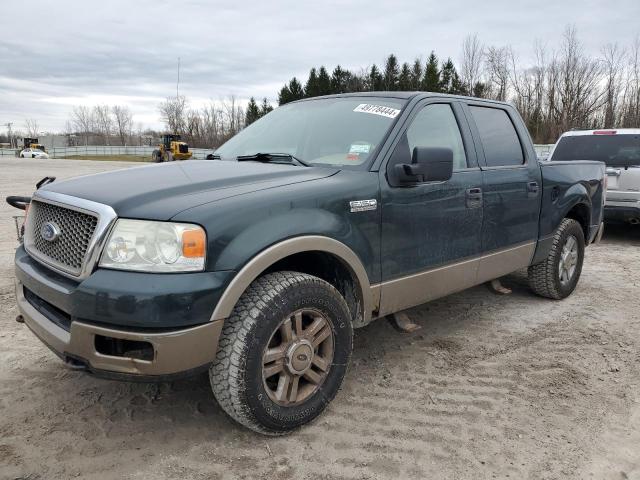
[465,187,482,208]
[527,181,539,197]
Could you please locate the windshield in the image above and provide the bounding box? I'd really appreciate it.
[215,97,406,168]
[550,134,640,167]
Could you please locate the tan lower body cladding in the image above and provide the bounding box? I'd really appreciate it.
[373,242,536,317]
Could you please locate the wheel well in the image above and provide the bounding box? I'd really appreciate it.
[264,251,364,327]
[566,203,590,240]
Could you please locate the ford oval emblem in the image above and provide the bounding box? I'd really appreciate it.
[41,222,61,242]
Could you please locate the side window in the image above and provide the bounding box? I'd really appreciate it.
[469,106,524,166]
[405,104,468,170]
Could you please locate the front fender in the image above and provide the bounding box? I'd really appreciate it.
[209,235,373,323]
[212,208,372,272]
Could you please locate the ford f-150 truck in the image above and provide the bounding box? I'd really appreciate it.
[12,93,605,434]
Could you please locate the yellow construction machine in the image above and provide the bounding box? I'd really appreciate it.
[152,134,192,162]
[23,138,46,151]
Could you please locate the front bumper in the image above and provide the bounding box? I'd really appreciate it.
[14,246,234,379]
[15,278,224,379]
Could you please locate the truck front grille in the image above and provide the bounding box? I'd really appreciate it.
[28,200,98,275]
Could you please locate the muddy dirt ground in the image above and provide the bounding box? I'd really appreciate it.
[1,157,639,480]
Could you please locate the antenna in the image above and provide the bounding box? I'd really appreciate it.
[177,57,181,99]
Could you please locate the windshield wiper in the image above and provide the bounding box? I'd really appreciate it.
[236,152,309,167]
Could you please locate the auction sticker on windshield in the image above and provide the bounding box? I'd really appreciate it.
[353,104,401,119]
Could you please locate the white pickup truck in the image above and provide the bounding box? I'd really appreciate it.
[549,129,640,225]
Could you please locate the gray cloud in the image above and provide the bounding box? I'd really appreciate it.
[1,0,638,132]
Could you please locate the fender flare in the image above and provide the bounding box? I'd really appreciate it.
[210,236,372,324]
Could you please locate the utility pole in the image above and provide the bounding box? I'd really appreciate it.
[2,122,13,148]
[176,57,181,99]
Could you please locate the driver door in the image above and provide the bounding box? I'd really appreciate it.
[378,101,483,316]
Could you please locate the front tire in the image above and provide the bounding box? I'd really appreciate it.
[210,271,353,435]
[528,218,585,299]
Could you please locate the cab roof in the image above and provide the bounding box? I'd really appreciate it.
[292,91,512,107]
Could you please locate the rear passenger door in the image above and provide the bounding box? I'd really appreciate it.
[463,103,541,279]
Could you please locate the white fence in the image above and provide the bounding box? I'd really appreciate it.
[0,145,214,160]
[1,145,554,161]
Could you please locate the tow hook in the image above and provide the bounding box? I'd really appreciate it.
[64,356,88,371]
[16,315,24,323]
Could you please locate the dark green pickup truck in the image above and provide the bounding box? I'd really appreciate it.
[13,93,605,434]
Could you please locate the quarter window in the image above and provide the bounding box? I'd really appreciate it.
[405,104,468,170]
[470,106,524,167]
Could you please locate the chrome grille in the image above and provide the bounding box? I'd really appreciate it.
[28,200,98,274]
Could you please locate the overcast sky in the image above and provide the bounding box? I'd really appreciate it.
[1,0,638,133]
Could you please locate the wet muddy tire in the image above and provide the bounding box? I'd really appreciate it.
[528,218,585,300]
[210,271,353,435]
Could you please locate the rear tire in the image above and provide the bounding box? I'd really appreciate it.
[528,218,585,299]
[210,271,353,435]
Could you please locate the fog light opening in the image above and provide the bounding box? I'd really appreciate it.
[95,335,155,361]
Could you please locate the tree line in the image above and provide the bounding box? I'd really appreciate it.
[269,27,640,143]
[19,25,637,150]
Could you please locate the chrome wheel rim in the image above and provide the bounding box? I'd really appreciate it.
[262,309,334,406]
[558,235,579,286]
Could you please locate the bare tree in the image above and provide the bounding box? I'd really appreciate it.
[70,106,95,145]
[112,105,133,145]
[24,118,40,138]
[620,36,640,127]
[485,46,510,101]
[547,26,604,138]
[93,105,113,144]
[460,34,484,95]
[159,96,188,133]
[223,95,245,138]
[600,43,626,127]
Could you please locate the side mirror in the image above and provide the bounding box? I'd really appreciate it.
[394,147,454,184]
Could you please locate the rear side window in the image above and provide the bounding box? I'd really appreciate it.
[470,106,524,167]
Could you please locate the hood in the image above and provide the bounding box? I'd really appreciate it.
[41,160,339,220]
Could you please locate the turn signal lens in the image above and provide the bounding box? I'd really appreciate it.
[182,228,206,258]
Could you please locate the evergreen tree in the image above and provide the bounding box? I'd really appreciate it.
[440,58,464,94]
[411,58,423,90]
[317,66,332,95]
[331,65,351,93]
[422,52,441,92]
[472,82,487,98]
[278,77,305,105]
[245,97,260,126]
[368,64,383,91]
[288,77,305,100]
[304,67,320,97]
[278,84,292,105]
[260,97,273,116]
[382,54,400,90]
[398,62,412,91]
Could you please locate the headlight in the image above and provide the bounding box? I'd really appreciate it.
[99,219,206,272]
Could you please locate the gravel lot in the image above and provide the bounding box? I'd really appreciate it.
[1,157,639,480]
